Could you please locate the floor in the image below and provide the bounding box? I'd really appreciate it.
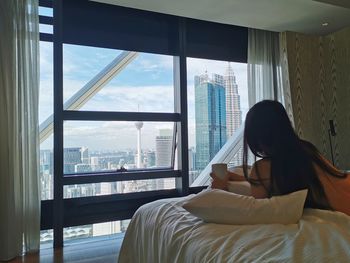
[6,234,124,263]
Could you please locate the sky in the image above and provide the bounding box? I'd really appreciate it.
[39,42,248,151]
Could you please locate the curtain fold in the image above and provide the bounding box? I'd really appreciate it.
[0,0,40,260]
[247,28,294,125]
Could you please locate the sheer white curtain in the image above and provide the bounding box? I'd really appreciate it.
[0,0,40,260]
[248,28,294,124]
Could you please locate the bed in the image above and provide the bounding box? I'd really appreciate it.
[118,195,350,263]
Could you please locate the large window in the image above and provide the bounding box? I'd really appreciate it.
[39,46,179,242]
[39,0,247,247]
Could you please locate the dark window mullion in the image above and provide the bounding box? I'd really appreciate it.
[41,189,181,230]
[62,110,181,122]
[53,0,64,248]
[40,33,53,42]
[39,0,53,8]
[63,170,181,185]
[176,17,189,195]
[39,15,53,25]
[42,186,206,230]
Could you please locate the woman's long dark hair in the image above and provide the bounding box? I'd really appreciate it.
[242,100,346,209]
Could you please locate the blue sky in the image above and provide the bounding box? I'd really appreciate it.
[39,42,248,151]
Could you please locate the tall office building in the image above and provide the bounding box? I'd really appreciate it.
[63,147,95,202]
[195,72,227,171]
[40,149,53,175]
[155,129,174,189]
[64,147,89,174]
[90,156,100,171]
[188,147,199,185]
[81,147,89,164]
[224,63,242,138]
[40,149,54,200]
[75,163,92,173]
[155,129,173,167]
[146,150,156,168]
[224,63,243,166]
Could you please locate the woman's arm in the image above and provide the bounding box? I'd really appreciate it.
[210,166,247,190]
[227,170,246,181]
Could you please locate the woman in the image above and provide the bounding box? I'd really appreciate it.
[211,100,350,215]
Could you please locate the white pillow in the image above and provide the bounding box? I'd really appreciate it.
[182,189,307,225]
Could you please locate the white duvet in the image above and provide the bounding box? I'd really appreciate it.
[118,196,350,263]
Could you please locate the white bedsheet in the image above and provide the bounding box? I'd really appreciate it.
[118,195,350,263]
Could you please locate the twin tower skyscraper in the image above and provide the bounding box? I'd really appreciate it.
[195,63,242,171]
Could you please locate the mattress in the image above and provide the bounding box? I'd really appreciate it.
[118,195,350,263]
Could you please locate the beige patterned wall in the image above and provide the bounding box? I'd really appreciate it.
[285,28,350,169]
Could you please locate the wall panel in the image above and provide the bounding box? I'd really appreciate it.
[286,28,350,169]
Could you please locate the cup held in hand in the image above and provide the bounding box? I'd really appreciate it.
[211,163,227,180]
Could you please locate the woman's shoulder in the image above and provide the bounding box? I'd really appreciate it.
[254,158,271,169]
[251,158,271,180]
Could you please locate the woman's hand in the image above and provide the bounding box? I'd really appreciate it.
[210,172,229,190]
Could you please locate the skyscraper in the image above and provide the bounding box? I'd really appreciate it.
[155,129,173,167]
[135,121,144,168]
[146,150,156,167]
[224,63,242,138]
[224,63,243,166]
[155,129,174,189]
[40,149,53,200]
[64,147,89,174]
[195,72,227,171]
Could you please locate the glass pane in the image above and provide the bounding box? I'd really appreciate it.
[39,24,53,34]
[64,179,175,198]
[39,42,53,123]
[40,229,53,247]
[64,220,129,242]
[64,121,175,174]
[39,41,54,200]
[39,6,53,17]
[92,220,130,237]
[64,225,92,241]
[40,135,53,200]
[186,58,248,184]
[63,44,174,113]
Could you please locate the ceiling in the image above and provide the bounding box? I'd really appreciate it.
[92,0,350,35]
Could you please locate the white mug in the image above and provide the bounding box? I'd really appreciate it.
[211,163,227,180]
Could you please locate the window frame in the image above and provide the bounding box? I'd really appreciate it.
[39,0,247,247]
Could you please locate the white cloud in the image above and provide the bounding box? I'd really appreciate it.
[39,78,53,123]
[134,54,173,72]
[89,85,174,112]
